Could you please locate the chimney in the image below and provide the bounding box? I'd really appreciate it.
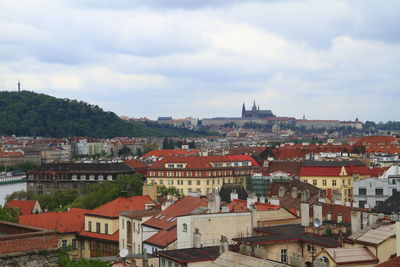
[259,195,266,203]
[291,186,298,199]
[327,212,332,221]
[193,228,202,248]
[313,203,323,226]
[301,202,310,227]
[278,186,286,198]
[208,193,220,213]
[254,246,267,259]
[337,213,343,224]
[247,193,257,210]
[143,248,148,267]
[219,235,229,254]
[397,221,400,256]
[351,209,362,234]
[230,190,238,202]
[270,196,280,206]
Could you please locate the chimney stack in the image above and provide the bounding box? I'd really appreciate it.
[230,190,238,202]
[219,235,229,254]
[247,193,257,210]
[313,203,323,226]
[351,209,362,234]
[278,186,286,198]
[259,195,266,203]
[291,186,298,199]
[208,193,221,213]
[301,202,310,227]
[193,228,202,248]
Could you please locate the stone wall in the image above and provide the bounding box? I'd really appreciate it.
[0,249,59,267]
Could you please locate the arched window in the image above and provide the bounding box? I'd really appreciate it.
[182,223,187,232]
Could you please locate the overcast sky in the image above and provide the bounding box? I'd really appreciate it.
[1,0,399,121]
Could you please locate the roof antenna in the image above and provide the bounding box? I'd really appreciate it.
[18,79,21,92]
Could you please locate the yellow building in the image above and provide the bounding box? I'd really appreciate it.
[146,155,261,195]
[299,163,371,204]
[79,195,156,258]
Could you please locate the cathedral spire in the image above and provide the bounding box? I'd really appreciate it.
[252,100,257,112]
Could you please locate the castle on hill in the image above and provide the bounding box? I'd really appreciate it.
[242,101,275,119]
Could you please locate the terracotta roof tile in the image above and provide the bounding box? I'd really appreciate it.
[87,195,155,218]
[19,208,88,233]
[375,256,400,267]
[6,200,36,215]
[144,227,177,248]
[79,229,119,242]
[142,149,200,158]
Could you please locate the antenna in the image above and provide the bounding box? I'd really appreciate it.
[18,79,20,92]
[313,218,321,228]
[119,248,128,258]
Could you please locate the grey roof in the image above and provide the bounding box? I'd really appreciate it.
[219,183,248,203]
[302,160,365,167]
[234,224,341,248]
[210,251,290,267]
[156,246,220,264]
[372,191,400,214]
[29,162,134,173]
[347,223,396,245]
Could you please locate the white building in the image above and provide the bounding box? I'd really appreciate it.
[353,177,399,208]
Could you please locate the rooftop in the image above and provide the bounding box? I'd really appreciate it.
[322,247,378,264]
[6,200,37,215]
[347,223,396,245]
[156,246,220,264]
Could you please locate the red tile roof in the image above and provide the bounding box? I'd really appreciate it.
[143,196,208,230]
[321,203,351,223]
[123,159,148,170]
[298,165,371,177]
[144,227,177,248]
[149,155,260,170]
[86,195,155,218]
[375,256,400,267]
[19,208,88,233]
[142,149,200,158]
[227,199,280,212]
[0,151,24,158]
[79,229,119,242]
[6,200,37,215]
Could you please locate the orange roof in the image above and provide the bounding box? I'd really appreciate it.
[150,155,260,170]
[79,229,119,242]
[6,200,36,215]
[227,199,280,212]
[19,208,88,233]
[0,151,24,158]
[144,227,177,248]
[142,149,200,158]
[86,195,154,218]
[143,196,208,230]
[375,256,400,267]
[123,159,148,169]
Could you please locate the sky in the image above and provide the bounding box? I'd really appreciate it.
[0,0,399,121]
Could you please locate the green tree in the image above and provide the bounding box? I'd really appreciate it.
[118,145,133,157]
[58,248,109,267]
[5,190,35,204]
[0,206,19,222]
[157,185,182,197]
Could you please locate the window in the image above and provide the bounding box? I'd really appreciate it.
[159,180,164,185]
[168,164,174,168]
[196,180,201,185]
[158,171,164,176]
[313,180,317,186]
[62,240,67,248]
[188,180,192,185]
[322,180,327,186]
[81,240,85,249]
[359,201,366,208]
[359,188,367,195]
[375,188,383,195]
[96,222,100,233]
[88,221,92,232]
[182,223,188,232]
[105,223,108,234]
[376,200,383,206]
[150,171,155,177]
[393,188,397,195]
[72,239,77,250]
[98,175,103,180]
[281,249,288,263]
[332,180,337,186]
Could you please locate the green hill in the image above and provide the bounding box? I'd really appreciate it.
[0,91,211,138]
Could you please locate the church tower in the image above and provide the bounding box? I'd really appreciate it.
[242,103,246,117]
[252,100,257,112]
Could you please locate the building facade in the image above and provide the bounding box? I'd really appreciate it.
[27,162,135,195]
[146,155,261,195]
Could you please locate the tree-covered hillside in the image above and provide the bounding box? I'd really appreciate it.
[0,91,211,138]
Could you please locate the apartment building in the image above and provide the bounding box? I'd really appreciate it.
[146,155,261,195]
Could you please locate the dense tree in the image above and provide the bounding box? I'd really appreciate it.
[0,206,19,222]
[118,145,132,157]
[0,91,213,138]
[36,189,78,211]
[5,190,35,203]
[157,185,182,197]
[58,248,109,267]
[70,173,144,210]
